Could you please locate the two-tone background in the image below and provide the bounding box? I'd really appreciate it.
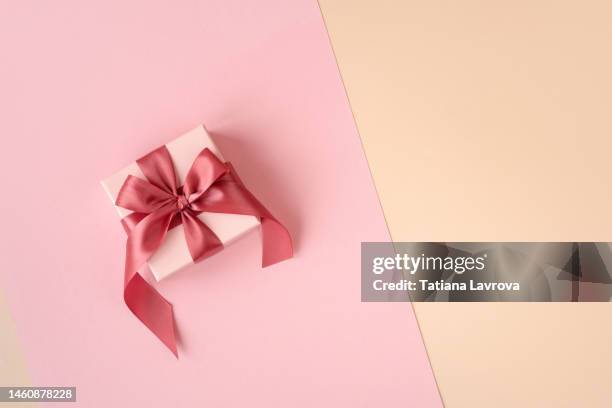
[1,0,611,406]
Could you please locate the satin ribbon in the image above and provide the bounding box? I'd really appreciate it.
[115,146,292,356]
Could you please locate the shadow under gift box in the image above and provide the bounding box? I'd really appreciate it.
[101,126,260,281]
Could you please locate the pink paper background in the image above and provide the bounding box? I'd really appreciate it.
[0,0,441,407]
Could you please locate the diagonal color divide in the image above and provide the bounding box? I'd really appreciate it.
[0,0,441,406]
[319,0,612,406]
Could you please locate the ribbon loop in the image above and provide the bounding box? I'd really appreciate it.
[115,146,293,356]
[136,146,179,194]
[116,175,174,213]
[182,148,228,199]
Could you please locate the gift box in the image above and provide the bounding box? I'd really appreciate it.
[102,126,260,281]
[101,125,292,356]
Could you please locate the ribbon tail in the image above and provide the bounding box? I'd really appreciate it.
[122,206,179,357]
[181,210,224,262]
[190,163,293,268]
[124,274,178,357]
[225,163,292,267]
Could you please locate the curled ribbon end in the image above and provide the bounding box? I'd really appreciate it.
[124,273,179,358]
[169,342,179,359]
[158,330,179,358]
[159,319,179,358]
[262,247,293,268]
[261,218,293,268]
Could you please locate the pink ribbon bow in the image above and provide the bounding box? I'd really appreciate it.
[115,146,293,356]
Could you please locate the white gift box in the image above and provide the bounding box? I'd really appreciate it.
[101,125,260,281]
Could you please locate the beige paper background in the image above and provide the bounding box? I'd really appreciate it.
[319,1,612,406]
[0,288,36,408]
